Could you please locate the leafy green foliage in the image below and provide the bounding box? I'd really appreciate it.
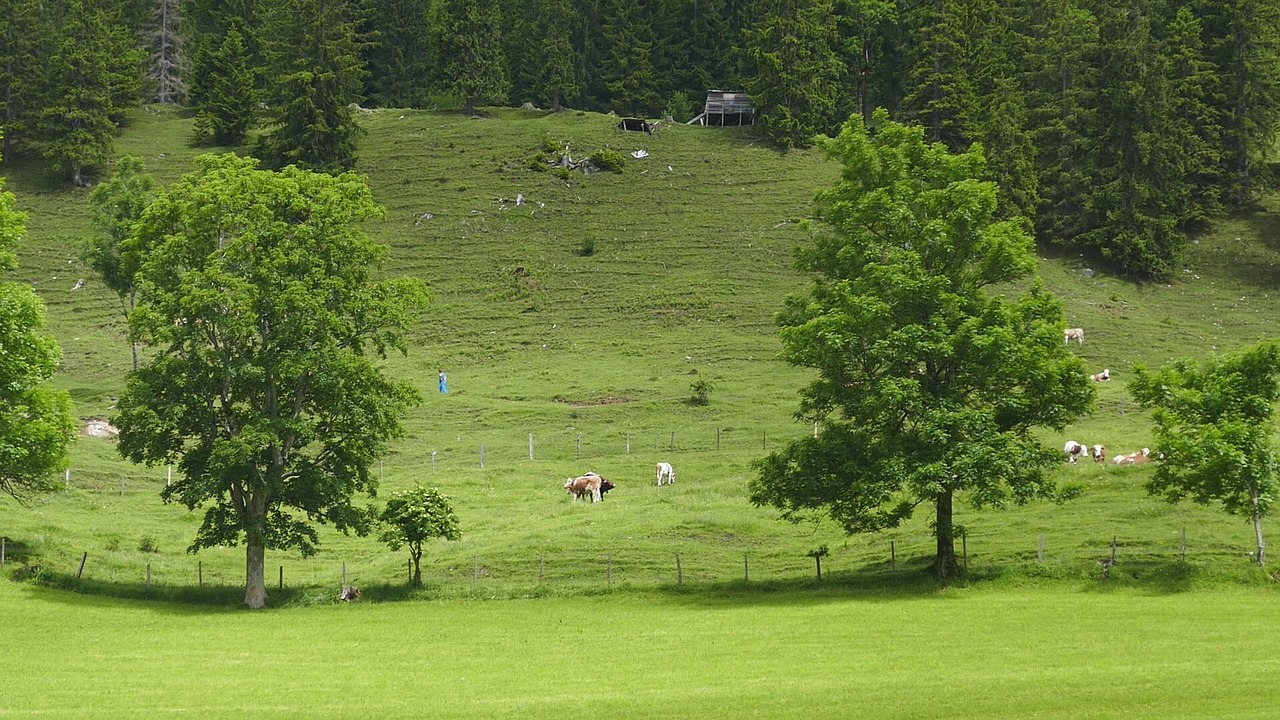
[1130,342,1280,564]
[85,155,158,368]
[114,153,429,607]
[751,110,1094,578]
[0,177,75,502]
[379,485,461,586]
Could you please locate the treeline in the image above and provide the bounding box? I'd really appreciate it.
[3,0,1279,279]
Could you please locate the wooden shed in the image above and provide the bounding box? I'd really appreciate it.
[688,90,755,126]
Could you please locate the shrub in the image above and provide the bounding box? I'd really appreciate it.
[137,536,159,553]
[590,148,626,173]
[577,237,596,256]
[690,378,713,405]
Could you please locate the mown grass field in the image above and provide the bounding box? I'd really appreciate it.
[3,104,1280,716]
[5,578,1280,719]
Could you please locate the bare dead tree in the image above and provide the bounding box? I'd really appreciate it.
[146,0,186,104]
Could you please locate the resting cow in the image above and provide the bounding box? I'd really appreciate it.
[1113,448,1152,465]
[1090,368,1111,382]
[1064,440,1087,463]
[1091,444,1106,463]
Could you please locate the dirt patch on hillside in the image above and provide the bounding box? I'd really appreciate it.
[82,418,119,438]
[554,395,631,407]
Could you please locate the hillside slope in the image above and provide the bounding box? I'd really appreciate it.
[3,106,1280,595]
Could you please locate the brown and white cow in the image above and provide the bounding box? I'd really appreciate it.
[1091,444,1106,463]
[1090,368,1111,382]
[1064,440,1087,463]
[1113,448,1152,465]
[564,472,613,502]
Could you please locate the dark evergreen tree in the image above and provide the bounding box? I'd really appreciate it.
[532,0,583,110]
[191,24,257,146]
[361,0,435,107]
[37,0,144,185]
[743,0,843,148]
[502,0,541,106]
[1164,4,1222,227]
[432,0,510,116]
[0,0,47,162]
[1078,0,1191,279]
[258,0,368,172]
[1020,0,1100,246]
[831,0,900,124]
[1197,0,1280,207]
[600,0,661,116]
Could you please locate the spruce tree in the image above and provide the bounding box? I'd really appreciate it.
[743,0,843,149]
[1197,0,1280,207]
[191,24,256,146]
[258,0,368,172]
[599,0,660,116]
[432,0,510,116]
[360,0,434,108]
[38,0,144,186]
[533,0,583,111]
[0,0,45,162]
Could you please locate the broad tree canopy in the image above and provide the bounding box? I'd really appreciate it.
[380,485,461,587]
[114,153,428,608]
[0,176,75,501]
[1129,342,1280,564]
[751,109,1094,578]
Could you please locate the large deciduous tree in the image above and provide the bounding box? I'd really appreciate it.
[114,153,429,608]
[1129,342,1280,565]
[750,110,1094,579]
[379,485,461,587]
[0,171,76,502]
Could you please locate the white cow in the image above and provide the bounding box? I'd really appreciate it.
[656,462,675,486]
[1064,440,1087,463]
[1065,327,1085,345]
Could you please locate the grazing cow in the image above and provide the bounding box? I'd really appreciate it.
[564,473,604,502]
[598,478,616,498]
[656,462,675,486]
[1064,440,1087,463]
[338,586,361,602]
[1114,448,1152,465]
[1090,368,1111,382]
[1091,444,1106,463]
[1065,327,1085,345]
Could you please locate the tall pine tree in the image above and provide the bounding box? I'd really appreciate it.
[743,0,843,148]
[599,0,660,116]
[432,0,510,116]
[258,0,368,172]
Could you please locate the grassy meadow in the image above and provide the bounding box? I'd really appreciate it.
[3,104,1280,715]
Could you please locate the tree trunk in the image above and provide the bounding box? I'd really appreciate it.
[411,546,422,587]
[465,94,476,117]
[1253,485,1266,565]
[933,489,961,579]
[245,541,267,609]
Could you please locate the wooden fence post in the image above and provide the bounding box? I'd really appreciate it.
[577,433,582,460]
[480,443,485,468]
[607,555,613,585]
[198,561,202,588]
[279,565,284,589]
[891,540,896,572]
[1038,533,1045,563]
[146,563,152,588]
[528,433,534,460]
[472,555,478,586]
[669,432,675,452]
[539,554,545,583]
[963,535,968,573]
[76,552,87,578]
[431,451,437,471]
[676,553,683,585]
[626,433,631,455]
[743,554,749,582]
[1181,527,1187,563]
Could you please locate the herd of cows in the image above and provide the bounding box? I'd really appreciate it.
[563,462,676,503]
[1067,329,1154,467]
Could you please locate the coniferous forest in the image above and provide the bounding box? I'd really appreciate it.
[3,0,1280,280]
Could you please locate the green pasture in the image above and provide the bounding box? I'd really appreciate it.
[3,578,1278,719]
[4,105,1280,600]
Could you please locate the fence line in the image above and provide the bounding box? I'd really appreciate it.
[42,527,1263,593]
